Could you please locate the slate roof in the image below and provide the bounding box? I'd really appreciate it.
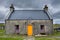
[7,10,52,20]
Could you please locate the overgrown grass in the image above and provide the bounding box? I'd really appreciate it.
[35,37,60,40]
[0,38,20,40]
[0,30,5,32]
[49,31,60,36]
[49,24,60,36]
[0,23,5,27]
[53,24,60,28]
[0,34,23,40]
[0,30,5,36]
[0,30,24,40]
[53,32,60,36]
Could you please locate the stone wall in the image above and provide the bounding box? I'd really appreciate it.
[5,20,53,35]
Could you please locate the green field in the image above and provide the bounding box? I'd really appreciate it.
[0,23,5,27]
[0,30,23,40]
[0,38,22,40]
[35,37,60,40]
[53,24,60,28]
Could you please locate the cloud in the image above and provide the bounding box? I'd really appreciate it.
[0,6,8,12]
[5,0,51,8]
[51,0,60,5]
[0,12,5,20]
[53,19,60,24]
[0,0,52,9]
[53,12,60,19]
[51,0,60,8]
[0,6,9,20]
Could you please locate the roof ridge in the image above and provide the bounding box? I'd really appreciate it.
[15,9,44,11]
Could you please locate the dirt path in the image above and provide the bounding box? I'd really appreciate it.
[23,36,35,40]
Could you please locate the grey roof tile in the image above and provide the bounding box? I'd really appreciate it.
[8,10,52,20]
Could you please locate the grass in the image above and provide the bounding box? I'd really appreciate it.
[0,30,5,32]
[0,38,20,40]
[0,23,5,27]
[0,36,60,40]
[53,24,60,28]
[0,35,24,40]
[49,24,60,36]
[49,31,60,36]
[53,30,60,36]
[0,30,24,40]
[0,30,5,36]
[35,37,60,40]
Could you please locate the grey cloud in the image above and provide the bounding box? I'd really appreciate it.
[51,0,60,8]
[4,0,50,8]
[0,0,55,9]
[0,12,5,20]
[53,12,60,19]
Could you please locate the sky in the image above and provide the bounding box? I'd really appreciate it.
[0,0,60,24]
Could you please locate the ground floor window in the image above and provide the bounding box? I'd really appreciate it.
[15,25,19,34]
[40,25,46,35]
[40,25,44,30]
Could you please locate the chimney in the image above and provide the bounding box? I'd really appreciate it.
[10,4,15,13]
[44,5,48,11]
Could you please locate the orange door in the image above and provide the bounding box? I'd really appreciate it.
[27,24,33,36]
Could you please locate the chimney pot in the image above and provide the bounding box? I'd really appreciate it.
[44,5,48,11]
[10,4,14,13]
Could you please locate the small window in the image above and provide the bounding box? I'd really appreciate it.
[15,25,19,34]
[40,25,44,30]
[15,25,19,29]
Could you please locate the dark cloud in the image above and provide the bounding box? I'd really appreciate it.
[53,12,60,19]
[0,12,5,20]
[51,0,60,8]
[2,0,50,8]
